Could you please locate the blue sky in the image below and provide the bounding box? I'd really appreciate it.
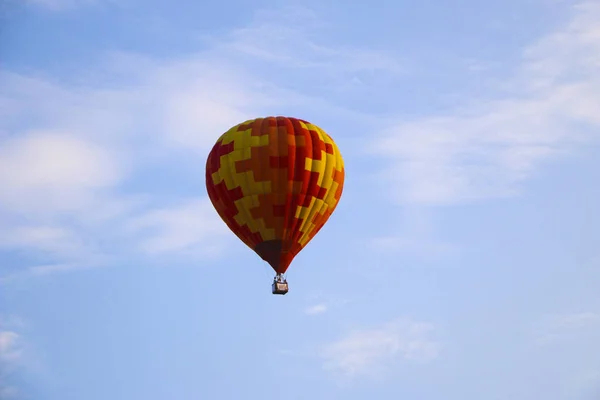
[1,0,600,399]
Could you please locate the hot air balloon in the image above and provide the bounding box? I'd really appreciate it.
[205,116,345,295]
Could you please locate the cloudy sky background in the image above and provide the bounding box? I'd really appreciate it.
[1,0,600,399]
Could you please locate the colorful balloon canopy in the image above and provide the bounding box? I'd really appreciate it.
[205,116,345,274]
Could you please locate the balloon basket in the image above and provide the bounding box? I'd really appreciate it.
[272,276,289,295]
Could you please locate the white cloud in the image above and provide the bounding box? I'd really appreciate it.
[302,296,350,316]
[368,206,461,262]
[0,316,25,330]
[0,129,129,271]
[0,386,19,400]
[371,1,600,206]
[0,331,21,363]
[0,225,88,260]
[304,304,328,315]
[531,311,600,346]
[212,6,405,75]
[0,130,122,215]
[0,3,406,277]
[0,330,23,399]
[23,0,99,11]
[0,54,260,276]
[200,6,407,102]
[564,369,600,400]
[321,319,440,377]
[28,261,104,276]
[126,198,230,256]
[573,369,600,387]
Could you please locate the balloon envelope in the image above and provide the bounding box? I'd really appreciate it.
[205,116,345,274]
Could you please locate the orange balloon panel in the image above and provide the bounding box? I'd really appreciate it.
[205,116,345,274]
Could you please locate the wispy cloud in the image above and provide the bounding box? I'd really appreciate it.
[0,55,263,278]
[530,311,600,347]
[0,129,125,275]
[23,0,99,11]
[572,369,600,388]
[126,198,230,257]
[302,295,350,316]
[0,330,22,399]
[304,304,328,315]
[0,331,21,363]
[371,1,600,206]
[321,319,440,377]
[208,6,406,78]
[563,369,600,400]
[0,130,123,214]
[368,206,462,262]
[0,5,404,279]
